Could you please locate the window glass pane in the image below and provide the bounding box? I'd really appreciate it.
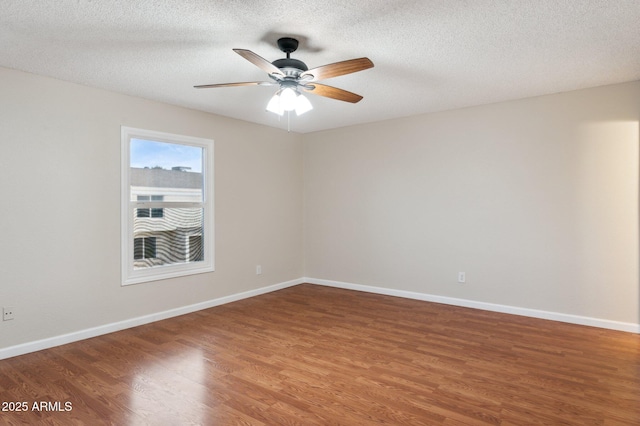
[145,237,157,259]
[130,139,203,202]
[134,238,143,260]
[188,235,203,262]
[132,208,204,270]
[136,195,164,218]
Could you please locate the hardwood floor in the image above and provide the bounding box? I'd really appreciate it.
[1,284,639,425]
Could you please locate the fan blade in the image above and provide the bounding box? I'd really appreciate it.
[302,83,364,103]
[194,81,274,89]
[233,49,283,77]
[301,57,373,81]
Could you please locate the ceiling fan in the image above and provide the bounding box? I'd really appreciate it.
[194,37,374,116]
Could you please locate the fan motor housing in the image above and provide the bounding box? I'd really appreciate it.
[272,58,308,72]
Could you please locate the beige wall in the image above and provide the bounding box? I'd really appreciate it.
[304,81,640,325]
[0,67,304,349]
[1,66,638,353]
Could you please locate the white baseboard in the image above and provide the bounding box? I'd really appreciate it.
[2,276,637,360]
[305,277,640,334]
[0,278,303,360]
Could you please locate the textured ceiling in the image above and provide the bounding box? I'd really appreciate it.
[2,1,640,133]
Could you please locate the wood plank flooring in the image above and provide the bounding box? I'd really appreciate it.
[1,284,639,425]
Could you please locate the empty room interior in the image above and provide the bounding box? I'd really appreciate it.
[1,1,639,424]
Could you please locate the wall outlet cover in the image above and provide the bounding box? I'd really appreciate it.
[3,307,15,321]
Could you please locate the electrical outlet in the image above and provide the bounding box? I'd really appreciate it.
[457,272,466,283]
[256,265,262,275]
[3,307,15,321]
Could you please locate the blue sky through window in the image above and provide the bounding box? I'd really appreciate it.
[131,138,203,173]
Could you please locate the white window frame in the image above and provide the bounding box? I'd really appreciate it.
[121,126,214,285]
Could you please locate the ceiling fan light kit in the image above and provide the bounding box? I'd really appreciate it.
[195,37,374,119]
[266,87,313,116]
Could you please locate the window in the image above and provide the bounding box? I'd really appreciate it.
[121,127,214,285]
[134,237,157,260]
[136,195,164,218]
[188,235,203,262]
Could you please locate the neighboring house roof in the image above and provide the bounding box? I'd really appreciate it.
[130,167,202,189]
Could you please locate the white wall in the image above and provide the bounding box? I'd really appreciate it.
[0,67,304,350]
[304,81,640,326]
